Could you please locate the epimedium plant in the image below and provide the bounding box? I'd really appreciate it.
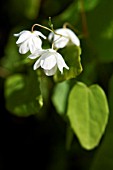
[14,21,80,76]
[4,18,109,150]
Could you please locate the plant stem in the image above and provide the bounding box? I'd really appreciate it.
[79,0,89,38]
[31,23,52,33]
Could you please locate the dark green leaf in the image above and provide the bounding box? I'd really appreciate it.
[4,69,43,117]
[54,45,83,82]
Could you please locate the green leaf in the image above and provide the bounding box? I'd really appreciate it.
[90,74,113,169]
[54,45,83,82]
[4,69,43,117]
[67,82,109,150]
[52,81,70,115]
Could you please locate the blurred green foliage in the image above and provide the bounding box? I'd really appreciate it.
[5,70,43,117]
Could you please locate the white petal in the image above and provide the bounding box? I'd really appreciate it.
[35,49,46,55]
[33,31,46,39]
[54,36,69,48]
[32,37,42,50]
[55,52,69,73]
[55,28,68,37]
[19,41,29,54]
[16,31,31,44]
[33,58,41,70]
[28,53,38,59]
[66,28,80,46]
[14,30,28,37]
[48,32,54,42]
[48,49,56,53]
[28,39,36,54]
[28,49,46,59]
[48,28,80,48]
[40,53,56,70]
[28,38,42,53]
[48,28,69,48]
[44,65,57,76]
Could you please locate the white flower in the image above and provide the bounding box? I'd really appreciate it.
[28,49,69,76]
[14,30,46,54]
[48,28,80,49]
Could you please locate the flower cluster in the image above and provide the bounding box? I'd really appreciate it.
[14,23,80,76]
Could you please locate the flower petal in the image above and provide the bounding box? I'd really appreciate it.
[28,38,42,53]
[28,49,46,59]
[66,28,80,46]
[32,36,42,50]
[48,28,80,48]
[16,31,31,44]
[19,41,29,54]
[48,28,69,48]
[44,65,57,76]
[33,58,41,70]
[54,36,69,48]
[40,53,56,70]
[48,32,54,42]
[55,52,69,73]
[33,31,46,39]
[14,30,28,37]
[28,53,38,59]
[28,39,36,54]
[55,28,68,37]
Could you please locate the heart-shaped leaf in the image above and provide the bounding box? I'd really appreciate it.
[67,82,109,150]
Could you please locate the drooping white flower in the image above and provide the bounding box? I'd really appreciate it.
[14,30,46,54]
[48,28,80,49]
[28,49,69,76]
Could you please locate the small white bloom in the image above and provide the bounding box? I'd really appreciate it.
[48,28,80,48]
[28,49,69,76]
[14,30,46,54]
